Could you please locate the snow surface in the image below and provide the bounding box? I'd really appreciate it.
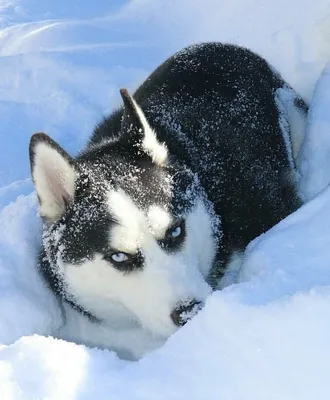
[1,0,330,398]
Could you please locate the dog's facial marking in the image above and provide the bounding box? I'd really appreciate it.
[107,189,189,257]
[147,206,172,238]
[107,189,146,256]
[147,207,186,253]
[41,165,115,272]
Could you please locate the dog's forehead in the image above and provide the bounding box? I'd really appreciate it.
[110,160,201,215]
[106,189,174,253]
[108,189,173,239]
[112,162,173,209]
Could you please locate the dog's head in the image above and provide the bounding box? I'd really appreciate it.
[29,89,220,337]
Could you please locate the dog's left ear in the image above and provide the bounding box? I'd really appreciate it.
[29,133,76,222]
[119,88,168,166]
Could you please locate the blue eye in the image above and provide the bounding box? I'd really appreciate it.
[171,226,182,238]
[110,252,128,263]
[159,220,186,252]
[104,250,144,274]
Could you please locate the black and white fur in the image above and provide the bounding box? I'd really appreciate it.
[29,43,307,360]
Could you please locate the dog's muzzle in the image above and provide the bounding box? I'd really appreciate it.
[170,300,203,327]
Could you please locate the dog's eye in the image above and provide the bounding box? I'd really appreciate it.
[103,250,144,274]
[160,219,186,251]
[170,225,182,238]
[110,252,128,263]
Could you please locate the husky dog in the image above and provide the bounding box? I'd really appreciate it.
[29,43,307,360]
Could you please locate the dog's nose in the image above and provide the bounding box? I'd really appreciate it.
[170,300,203,326]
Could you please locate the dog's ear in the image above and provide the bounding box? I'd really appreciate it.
[119,88,168,166]
[29,133,76,222]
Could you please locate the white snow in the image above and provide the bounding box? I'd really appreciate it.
[1,0,330,399]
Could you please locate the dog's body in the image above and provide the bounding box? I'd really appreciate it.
[30,43,307,360]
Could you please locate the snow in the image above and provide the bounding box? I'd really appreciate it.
[1,0,330,399]
[299,67,330,201]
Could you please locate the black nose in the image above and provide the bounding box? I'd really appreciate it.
[170,300,203,326]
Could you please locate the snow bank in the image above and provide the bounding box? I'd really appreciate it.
[0,194,61,346]
[300,65,330,200]
[1,0,330,399]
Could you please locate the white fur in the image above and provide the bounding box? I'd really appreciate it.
[147,206,172,238]
[60,188,215,348]
[108,189,145,253]
[32,142,75,221]
[275,87,307,164]
[130,96,168,166]
[59,303,166,360]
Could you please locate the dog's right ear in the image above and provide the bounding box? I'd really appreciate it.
[29,133,76,222]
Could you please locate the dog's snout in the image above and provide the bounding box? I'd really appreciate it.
[170,300,203,327]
